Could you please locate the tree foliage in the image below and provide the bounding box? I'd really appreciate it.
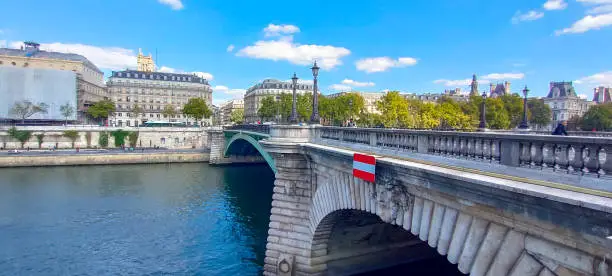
[182,98,211,123]
[98,132,109,148]
[127,131,139,147]
[319,93,365,126]
[111,129,130,147]
[131,104,145,117]
[8,127,32,148]
[581,103,612,131]
[60,102,75,124]
[9,100,49,123]
[87,99,116,119]
[258,96,278,122]
[35,133,45,149]
[527,99,551,127]
[230,109,244,124]
[500,94,525,128]
[63,130,80,148]
[376,91,411,128]
[162,104,178,118]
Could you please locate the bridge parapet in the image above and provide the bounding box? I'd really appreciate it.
[316,127,612,179]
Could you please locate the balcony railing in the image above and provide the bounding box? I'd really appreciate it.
[317,127,612,178]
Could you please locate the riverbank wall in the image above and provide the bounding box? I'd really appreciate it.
[0,126,209,150]
[0,152,210,168]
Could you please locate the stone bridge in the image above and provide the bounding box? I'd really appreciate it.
[210,125,612,276]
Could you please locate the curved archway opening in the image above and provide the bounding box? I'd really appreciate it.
[223,134,276,174]
[313,209,462,276]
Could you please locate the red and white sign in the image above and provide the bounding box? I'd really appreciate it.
[353,153,376,182]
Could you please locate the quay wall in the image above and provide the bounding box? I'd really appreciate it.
[0,152,210,168]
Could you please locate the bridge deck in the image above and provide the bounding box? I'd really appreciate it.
[304,143,612,212]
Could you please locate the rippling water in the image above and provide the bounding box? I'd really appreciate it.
[0,163,275,275]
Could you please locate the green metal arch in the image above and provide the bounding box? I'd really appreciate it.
[224,133,277,174]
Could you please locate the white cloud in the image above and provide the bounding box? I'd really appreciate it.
[511,10,545,24]
[341,79,375,87]
[434,72,524,87]
[226,44,235,52]
[574,71,612,86]
[555,13,612,34]
[237,37,350,70]
[482,73,525,80]
[212,85,246,105]
[543,0,568,10]
[586,5,612,14]
[330,84,352,91]
[9,41,137,70]
[158,0,183,10]
[157,66,214,80]
[263,24,300,37]
[355,56,418,73]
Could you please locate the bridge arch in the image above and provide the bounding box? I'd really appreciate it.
[306,171,599,276]
[224,132,276,174]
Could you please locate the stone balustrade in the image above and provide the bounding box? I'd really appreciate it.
[316,127,612,178]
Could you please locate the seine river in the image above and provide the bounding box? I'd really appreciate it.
[0,163,460,275]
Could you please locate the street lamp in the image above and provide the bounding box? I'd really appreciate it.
[290,73,298,124]
[479,92,487,130]
[518,85,530,129]
[310,61,320,124]
[348,99,353,127]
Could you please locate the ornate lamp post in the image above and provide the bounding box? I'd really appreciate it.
[479,92,487,130]
[518,85,530,129]
[310,61,320,124]
[275,95,281,123]
[290,73,298,124]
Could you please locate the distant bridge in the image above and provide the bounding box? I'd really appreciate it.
[207,125,612,276]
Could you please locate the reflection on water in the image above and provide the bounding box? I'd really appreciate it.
[0,163,274,275]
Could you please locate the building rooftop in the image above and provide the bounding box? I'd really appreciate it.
[547,81,577,98]
[0,46,102,73]
[110,70,210,85]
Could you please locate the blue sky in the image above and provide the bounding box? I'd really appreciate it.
[1,0,611,104]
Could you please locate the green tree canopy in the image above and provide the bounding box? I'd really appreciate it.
[376,91,411,128]
[87,99,116,119]
[9,100,49,123]
[500,94,525,128]
[182,98,212,123]
[527,98,551,128]
[258,96,278,122]
[230,109,245,124]
[161,104,178,118]
[581,103,612,131]
[8,127,32,148]
[485,98,511,129]
[62,130,80,148]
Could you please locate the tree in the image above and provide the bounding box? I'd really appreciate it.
[500,94,525,128]
[527,99,551,128]
[581,103,612,131]
[87,99,116,121]
[297,93,313,122]
[63,130,80,148]
[485,98,511,129]
[376,91,411,128]
[9,100,49,123]
[230,109,245,124]
[8,127,32,148]
[111,129,129,147]
[98,132,109,148]
[182,98,211,125]
[59,102,75,125]
[162,104,178,118]
[258,96,278,122]
[127,131,139,147]
[35,133,45,149]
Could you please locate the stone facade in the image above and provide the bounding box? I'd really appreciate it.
[107,70,213,127]
[544,81,595,128]
[0,152,209,168]
[244,79,313,123]
[220,99,244,125]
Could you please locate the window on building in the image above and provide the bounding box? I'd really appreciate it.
[157,114,160,118]
[127,121,131,127]
[174,138,180,144]
[118,120,123,127]
[161,138,166,144]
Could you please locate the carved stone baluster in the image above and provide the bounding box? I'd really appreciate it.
[598,145,610,177]
[519,141,531,167]
[530,143,542,168]
[566,145,576,174]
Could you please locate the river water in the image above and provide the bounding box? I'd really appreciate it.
[0,163,461,275]
[0,163,274,275]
